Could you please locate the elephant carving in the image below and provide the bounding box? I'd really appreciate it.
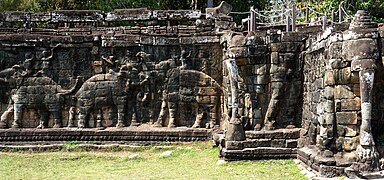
[0,76,78,129]
[73,63,147,128]
[153,68,222,128]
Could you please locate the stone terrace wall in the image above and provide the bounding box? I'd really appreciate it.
[221,30,306,132]
[298,11,384,176]
[0,10,226,128]
[220,28,312,160]
[3,7,384,178]
[0,9,201,28]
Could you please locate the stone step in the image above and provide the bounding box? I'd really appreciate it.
[225,138,298,150]
[222,147,297,160]
[245,128,301,139]
[297,146,356,178]
[0,127,212,143]
[0,143,174,151]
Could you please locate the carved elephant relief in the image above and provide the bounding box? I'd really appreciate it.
[154,68,222,128]
[72,64,146,128]
[0,76,77,128]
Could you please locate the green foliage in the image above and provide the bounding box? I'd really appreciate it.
[0,0,20,11]
[1,0,382,23]
[353,0,384,22]
[306,0,384,22]
[308,0,343,13]
[0,0,269,12]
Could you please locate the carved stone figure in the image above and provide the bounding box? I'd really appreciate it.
[0,76,77,128]
[35,44,60,77]
[241,93,252,129]
[130,51,150,126]
[223,58,245,141]
[205,1,232,17]
[348,10,380,171]
[153,68,221,128]
[74,64,144,128]
[0,65,27,128]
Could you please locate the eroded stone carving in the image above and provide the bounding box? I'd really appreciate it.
[345,10,380,171]
[0,75,77,128]
[206,1,232,18]
[154,67,221,128]
[1,6,384,178]
[74,52,149,128]
[0,47,77,129]
[223,58,245,141]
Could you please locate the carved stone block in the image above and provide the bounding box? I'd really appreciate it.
[329,59,349,69]
[334,85,354,99]
[324,70,335,86]
[335,67,351,85]
[341,98,361,111]
[336,112,358,125]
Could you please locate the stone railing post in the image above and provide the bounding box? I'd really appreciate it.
[286,16,291,32]
[249,7,256,32]
[305,5,309,24]
[291,4,296,31]
[338,2,343,23]
[322,13,327,31]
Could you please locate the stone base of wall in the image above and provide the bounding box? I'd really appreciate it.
[220,128,300,160]
[0,125,212,144]
[297,146,354,178]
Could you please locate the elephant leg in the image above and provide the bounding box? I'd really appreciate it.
[154,100,167,127]
[208,114,216,129]
[193,113,203,128]
[130,104,139,126]
[37,110,49,129]
[264,82,283,130]
[116,97,126,128]
[51,110,61,128]
[12,104,23,129]
[208,106,216,129]
[116,112,125,128]
[168,102,177,128]
[192,106,203,128]
[0,105,13,128]
[95,108,102,128]
[78,107,90,128]
[67,106,76,128]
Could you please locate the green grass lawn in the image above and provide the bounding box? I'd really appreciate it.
[0,142,306,180]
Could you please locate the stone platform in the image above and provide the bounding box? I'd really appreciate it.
[220,128,300,160]
[0,125,212,145]
[297,146,356,178]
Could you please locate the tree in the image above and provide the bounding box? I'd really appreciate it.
[0,0,23,11]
